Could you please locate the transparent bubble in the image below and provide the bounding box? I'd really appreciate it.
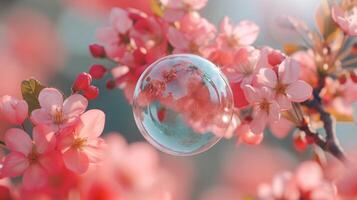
[132,54,234,156]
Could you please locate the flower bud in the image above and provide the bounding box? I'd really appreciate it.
[73,72,92,92]
[89,44,106,58]
[83,86,99,100]
[89,64,107,79]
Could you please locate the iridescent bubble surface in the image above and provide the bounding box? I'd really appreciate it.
[132,54,234,156]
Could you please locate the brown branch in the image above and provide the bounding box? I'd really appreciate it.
[300,75,349,163]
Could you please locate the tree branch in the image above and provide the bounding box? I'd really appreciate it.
[300,75,349,163]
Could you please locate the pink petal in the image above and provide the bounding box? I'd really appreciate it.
[4,128,32,155]
[63,94,88,118]
[250,111,268,134]
[57,129,75,152]
[220,17,232,35]
[295,161,323,191]
[276,94,292,110]
[39,151,64,173]
[257,68,277,88]
[96,27,118,45]
[78,110,105,139]
[234,20,259,45]
[30,109,52,125]
[38,88,64,112]
[243,84,260,103]
[63,149,89,174]
[286,80,312,102]
[269,118,293,139]
[167,27,189,50]
[110,8,132,33]
[2,152,29,177]
[33,125,56,154]
[331,6,349,33]
[237,124,263,145]
[268,101,280,123]
[278,58,300,84]
[23,164,47,190]
[83,138,106,163]
[15,100,28,125]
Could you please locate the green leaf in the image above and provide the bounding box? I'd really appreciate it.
[21,78,46,113]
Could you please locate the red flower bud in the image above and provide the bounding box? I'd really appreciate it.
[338,73,347,84]
[73,72,92,92]
[293,131,308,152]
[89,44,106,58]
[89,64,107,79]
[350,70,357,83]
[106,79,116,90]
[83,86,99,100]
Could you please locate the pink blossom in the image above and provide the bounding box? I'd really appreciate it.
[331,6,357,36]
[257,58,312,109]
[0,96,28,125]
[217,17,259,49]
[243,85,280,134]
[258,161,337,200]
[58,109,106,174]
[31,88,88,132]
[236,123,264,145]
[291,50,318,87]
[221,47,261,84]
[1,125,56,190]
[161,0,208,22]
[167,12,216,56]
[96,8,133,61]
[268,117,293,139]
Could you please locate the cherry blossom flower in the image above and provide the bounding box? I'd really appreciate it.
[58,109,106,174]
[30,88,88,132]
[1,125,56,190]
[160,0,208,22]
[258,161,337,200]
[331,5,357,36]
[221,47,261,84]
[167,12,216,56]
[217,17,259,49]
[96,8,133,61]
[243,85,280,134]
[0,96,28,125]
[257,58,312,110]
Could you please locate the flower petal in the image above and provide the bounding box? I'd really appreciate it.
[63,94,88,118]
[234,20,259,45]
[4,128,32,155]
[237,124,263,145]
[23,164,47,190]
[30,109,52,125]
[278,58,300,84]
[257,68,277,88]
[78,110,105,139]
[38,88,64,112]
[63,149,89,174]
[2,152,29,177]
[250,111,268,134]
[33,125,56,154]
[295,161,323,191]
[243,85,260,103]
[110,8,132,33]
[286,80,312,102]
[276,94,292,110]
[83,138,106,163]
[268,101,280,123]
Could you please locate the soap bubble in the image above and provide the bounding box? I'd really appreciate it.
[132,54,234,156]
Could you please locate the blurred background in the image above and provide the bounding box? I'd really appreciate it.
[0,0,355,199]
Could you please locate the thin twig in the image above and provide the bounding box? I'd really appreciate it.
[300,75,349,163]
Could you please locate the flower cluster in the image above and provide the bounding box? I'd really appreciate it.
[0,78,105,191]
[258,161,337,200]
[89,0,315,145]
